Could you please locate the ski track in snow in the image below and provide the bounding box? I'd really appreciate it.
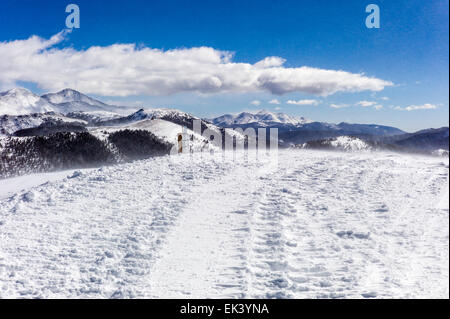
[0,150,448,299]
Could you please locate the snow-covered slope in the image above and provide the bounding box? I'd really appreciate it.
[0,150,448,298]
[0,88,55,115]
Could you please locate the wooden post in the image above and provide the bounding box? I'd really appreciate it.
[177,133,183,153]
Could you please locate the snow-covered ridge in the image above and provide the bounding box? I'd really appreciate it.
[65,111,124,124]
[0,112,88,136]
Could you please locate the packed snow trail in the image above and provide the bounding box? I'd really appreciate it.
[0,150,448,298]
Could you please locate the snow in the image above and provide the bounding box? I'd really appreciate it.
[0,169,94,200]
[131,119,188,142]
[0,150,448,298]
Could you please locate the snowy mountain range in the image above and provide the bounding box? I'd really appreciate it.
[0,87,425,139]
[209,111,405,137]
[0,87,447,164]
[210,110,310,127]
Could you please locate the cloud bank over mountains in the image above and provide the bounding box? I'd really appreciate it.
[0,31,393,97]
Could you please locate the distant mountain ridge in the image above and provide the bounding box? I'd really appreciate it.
[210,110,310,128]
[392,127,449,151]
[293,128,449,155]
[210,110,448,153]
[210,111,406,138]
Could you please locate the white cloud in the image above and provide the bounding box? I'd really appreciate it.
[268,99,280,105]
[394,103,438,111]
[374,104,383,110]
[250,100,261,106]
[254,57,286,68]
[0,32,394,97]
[356,100,377,107]
[330,103,350,109]
[274,106,282,111]
[287,99,319,106]
[380,96,389,101]
[356,100,383,110]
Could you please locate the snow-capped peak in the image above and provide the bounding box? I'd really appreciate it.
[2,87,33,96]
[0,87,55,115]
[41,89,107,107]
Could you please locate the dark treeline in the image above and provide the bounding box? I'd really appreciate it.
[108,129,172,160]
[0,130,172,179]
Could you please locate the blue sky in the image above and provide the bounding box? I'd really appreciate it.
[0,0,448,132]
